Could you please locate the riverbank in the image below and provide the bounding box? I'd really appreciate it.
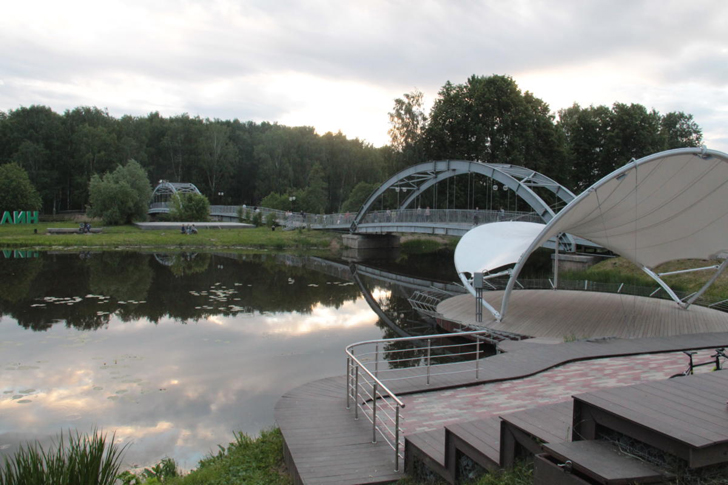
[0,223,340,251]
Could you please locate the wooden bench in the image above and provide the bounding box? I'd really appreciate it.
[47,228,103,234]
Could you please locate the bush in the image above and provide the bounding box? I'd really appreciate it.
[88,160,151,225]
[251,211,263,227]
[0,429,127,485]
[0,162,42,213]
[169,193,210,222]
[265,213,277,227]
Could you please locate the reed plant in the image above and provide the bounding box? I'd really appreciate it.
[0,429,127,485]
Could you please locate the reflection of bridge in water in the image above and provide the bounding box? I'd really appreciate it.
[194,252,522,343]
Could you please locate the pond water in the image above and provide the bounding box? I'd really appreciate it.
[0,249,458,470]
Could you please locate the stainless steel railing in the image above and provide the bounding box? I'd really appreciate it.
[345,330,496,472]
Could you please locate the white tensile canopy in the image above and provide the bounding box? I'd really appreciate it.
[454,221,545,294]
[456,147,728,321]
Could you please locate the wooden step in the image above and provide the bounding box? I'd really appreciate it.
[445,416,501,482]
[539,440,672,484]
[500,400,573,468]
[404,429,453,484]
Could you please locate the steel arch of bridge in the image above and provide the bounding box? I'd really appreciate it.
[351,160,577,244]
[149,182,202,213]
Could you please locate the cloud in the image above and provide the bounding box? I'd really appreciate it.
[1,0,727,149]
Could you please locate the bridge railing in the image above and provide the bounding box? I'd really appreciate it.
[160,205,541,229]
[355,208,540,226]
[345,330,496,472]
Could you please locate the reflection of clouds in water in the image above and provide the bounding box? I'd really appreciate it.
[0,294,386,470]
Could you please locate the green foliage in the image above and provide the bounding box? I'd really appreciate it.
[424,75,566,182]
[168,429,290,485]
[260,192,290,211]
[0,429,127,485]
[472,460,533,484]
[341,181,378,213]
[0,162,42,212]
[265,212,277,227]
[297,163,328,214]
[169,193,210,222]
[388,90,427,172]
[251,211,263,227]
[88,159,151,225]
[558,103,703,190]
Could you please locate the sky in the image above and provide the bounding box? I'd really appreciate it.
[2,0,727,151]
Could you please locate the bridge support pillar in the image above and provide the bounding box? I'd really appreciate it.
[342,234,400,250]
[551,253,602,273]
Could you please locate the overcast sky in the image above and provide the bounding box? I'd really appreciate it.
[2,0,727,151]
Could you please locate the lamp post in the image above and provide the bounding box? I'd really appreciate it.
[217,191,224,203]
[289,196,296,210]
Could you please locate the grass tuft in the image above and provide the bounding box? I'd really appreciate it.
[0,429,127,485]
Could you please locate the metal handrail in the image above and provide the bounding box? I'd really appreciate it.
[344,329,495,472]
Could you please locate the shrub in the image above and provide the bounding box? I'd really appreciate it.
[88,160,151,225]
[169,193,210,222]
[0,429,127,485]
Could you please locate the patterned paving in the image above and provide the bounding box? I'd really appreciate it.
[400,349,719,434]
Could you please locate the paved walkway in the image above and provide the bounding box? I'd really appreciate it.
[401,349,716,435]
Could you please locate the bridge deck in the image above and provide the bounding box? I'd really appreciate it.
[437,290,728,340]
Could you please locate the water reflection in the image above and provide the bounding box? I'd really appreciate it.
[0,250,454,470]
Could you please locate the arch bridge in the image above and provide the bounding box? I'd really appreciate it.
[149,182,203,214]
[349,160,578,249]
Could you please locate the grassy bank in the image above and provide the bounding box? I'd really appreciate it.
[564,256,728,301]
[0,223,339,251]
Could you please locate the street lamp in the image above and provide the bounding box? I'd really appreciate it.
[217,191,224,203]
[289,196,296,210]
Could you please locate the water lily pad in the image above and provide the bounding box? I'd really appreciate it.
[19,389,35,394]
[107,396,119,401]
[92,386,103,391]
[16,400,32,404]
[115,390,128,395]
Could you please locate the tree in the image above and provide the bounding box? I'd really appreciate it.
[0,162,42,212]
[388,90,427,171]
[298,163,328,213]
[423,75,565,181]
[88,160,152,225]
[342,181,378,212]
[660,112,703,149]
[169,192,210,222]
[260,192,291,211]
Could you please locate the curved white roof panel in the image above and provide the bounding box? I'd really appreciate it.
[524,148,728,269]
[454,221,545,295]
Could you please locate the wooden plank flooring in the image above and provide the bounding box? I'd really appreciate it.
[438,290,728,340]
[573,371,728,450]
[276,332,728,484]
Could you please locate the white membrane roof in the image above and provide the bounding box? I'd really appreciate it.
[526,148,728,269]
[454,221,545,294]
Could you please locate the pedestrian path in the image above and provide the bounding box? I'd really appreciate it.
[400,349,714,434]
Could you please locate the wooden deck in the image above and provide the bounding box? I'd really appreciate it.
[573,371,728,468]
[438,290,728,340]
[276,332,728,484]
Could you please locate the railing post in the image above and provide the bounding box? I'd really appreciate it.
[427,340,432,385]
[394,406,401,472]
[375,343,379,378]
[475,337,480,380]
[372,383,378,443]
[354,365,359,420]
[346,357,351,409]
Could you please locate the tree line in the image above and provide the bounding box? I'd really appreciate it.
[0,74,703,217]
[0,108,389,215]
